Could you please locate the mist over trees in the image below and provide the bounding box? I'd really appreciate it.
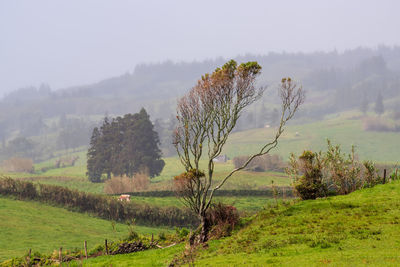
[0,46,400,161]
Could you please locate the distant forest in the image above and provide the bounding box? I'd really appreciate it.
[0,46,399,161]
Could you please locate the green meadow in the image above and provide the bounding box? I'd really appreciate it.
[224,112,400,163]
[0,197,170,261]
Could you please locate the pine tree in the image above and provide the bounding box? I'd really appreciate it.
[86,127,103,182]
[374,91,384,116]
[360,93,368,115]
[86,109,165,182]
[120,109,165,177]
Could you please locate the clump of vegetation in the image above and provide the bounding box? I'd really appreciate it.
[287,140,386,199]
[390,167,400,180]
[1,157,34,173]
[288,150,326,200]
[324,141,362,195]
[206,202,240,239]
[362,117,394,132]
[233,154,286,172]
[87,108,164,182]
[104,172,150,194]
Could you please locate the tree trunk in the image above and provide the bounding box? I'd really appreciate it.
[199,215,210,243]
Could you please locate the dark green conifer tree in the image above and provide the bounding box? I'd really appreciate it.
[374,91,384,116]
[86,109,164,182]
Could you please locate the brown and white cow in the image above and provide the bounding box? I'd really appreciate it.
[118,194,131,202]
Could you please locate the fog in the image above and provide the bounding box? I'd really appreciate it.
[1,0,400,96]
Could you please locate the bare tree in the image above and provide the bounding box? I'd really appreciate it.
[173,60,305,243]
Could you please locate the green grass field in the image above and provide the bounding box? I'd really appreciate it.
[224,111,400,163]
[130,196,283,213]
[77,180,400,266]
[0,197,170,261]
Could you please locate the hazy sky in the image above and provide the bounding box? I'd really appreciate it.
[1,0,399,96]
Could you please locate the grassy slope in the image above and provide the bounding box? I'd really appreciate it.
[224,111,400,162]
[130,196,283,213]
[0,197,170,261]
[83,181,400,266]
[194,181,400,266]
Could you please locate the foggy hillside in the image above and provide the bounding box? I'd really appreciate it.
[2,46,400,117]
[0,46,399,162]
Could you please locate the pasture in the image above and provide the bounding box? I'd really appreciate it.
[75,180,400,266]
[0,197,170,261]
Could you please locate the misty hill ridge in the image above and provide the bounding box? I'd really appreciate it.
[2,46,400,114]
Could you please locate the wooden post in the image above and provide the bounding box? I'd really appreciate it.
[84,240,88,259]
[27,248,31,266]
[105,239,109,255]
[59,247,62,264]
[151,233,154,243]
[384,169,387,183]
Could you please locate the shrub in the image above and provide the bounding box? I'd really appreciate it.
[362,117,392,132]
[2,157,34,173]
[324,141,362,195]
[287,140,387,198]
[206,202,239,238]
[233,154,286,172]
[391,168,400,181]
[288,151,327,200]
[104,173,150,194]
[362,160,383,187]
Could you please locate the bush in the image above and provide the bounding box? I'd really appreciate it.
[104,173,150,194]
[289,151,327,200]
[287,140,387,198]
[390,168,400,180]
[233,154,286,172]
[206,202,239,238]
[2,157,34,173]
[362,160,383,187]
[324,141,362,195]
[362,117,392,132]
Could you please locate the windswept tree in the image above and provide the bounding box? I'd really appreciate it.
[173,60,305,243]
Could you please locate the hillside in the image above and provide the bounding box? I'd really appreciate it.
[3,111,399,195]
[80,180,400,266]
[225,111,400,162]
[0,197,168,261]
[1,46,400,164]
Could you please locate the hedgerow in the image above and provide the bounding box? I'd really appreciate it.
[0,177,197,227]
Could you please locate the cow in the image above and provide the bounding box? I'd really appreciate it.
[118,194,131,202]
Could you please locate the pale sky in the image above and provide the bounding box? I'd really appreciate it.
[0,0,399,96]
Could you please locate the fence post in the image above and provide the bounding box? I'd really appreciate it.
[59,247,62,264]
[151,233,154,243]
[105,239,109,255]
[84,240,88,259]
[27,248,31,266]
[384,169,387,183]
